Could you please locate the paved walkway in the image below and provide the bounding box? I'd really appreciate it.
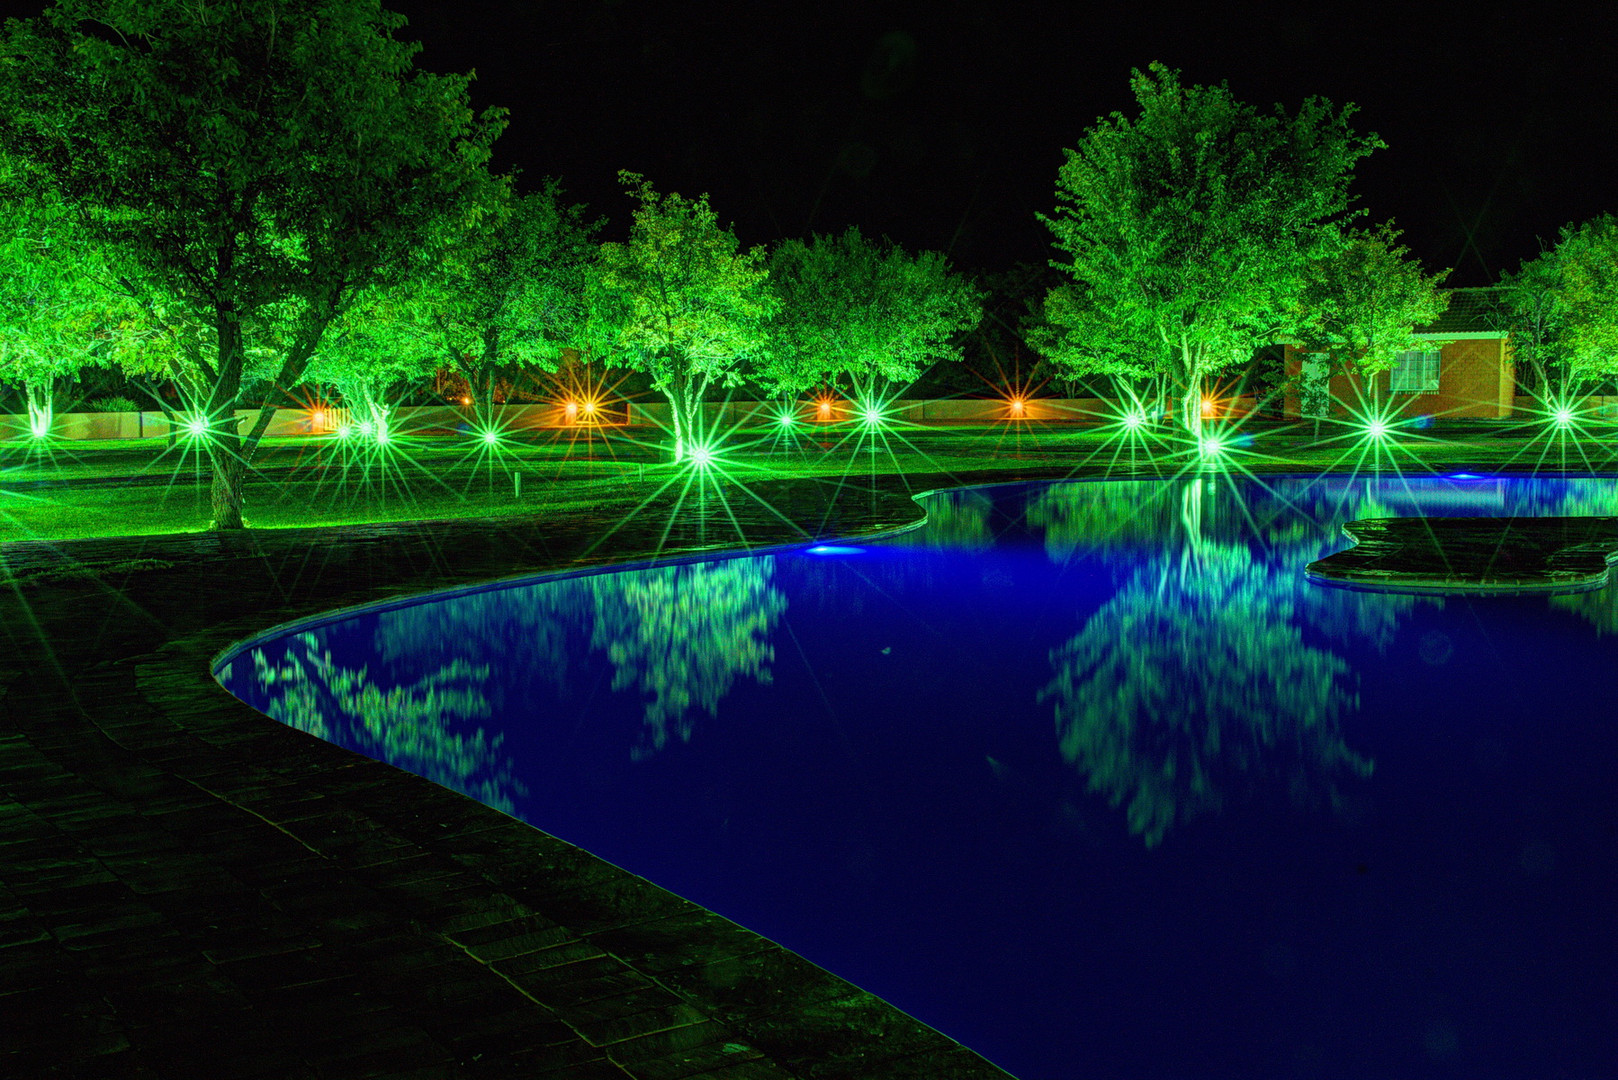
[1,472,1041,1080]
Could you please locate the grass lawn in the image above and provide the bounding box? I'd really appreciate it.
[2,415,1615,544]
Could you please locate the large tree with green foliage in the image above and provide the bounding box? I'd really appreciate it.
[421,179,602,422]
[1040,63,1382,433]
[1501,216,1618,395]
[589,172,776,461]
[0,0,503,527]
[0,157,162,434]
[1291,223,1449,415]
[759,227,981,400]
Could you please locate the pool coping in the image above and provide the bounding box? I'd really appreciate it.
[0,470,1033,1079]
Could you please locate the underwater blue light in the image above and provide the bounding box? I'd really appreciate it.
[805,545,865,556]
[1445,473,1487,481]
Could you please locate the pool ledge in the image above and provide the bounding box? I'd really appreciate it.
[0,471,1026,1080]
[1307,516,1618,594]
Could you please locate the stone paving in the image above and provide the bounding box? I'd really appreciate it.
[1,470,1050,1080]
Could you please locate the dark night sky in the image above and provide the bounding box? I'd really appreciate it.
[384,0,1618,288]
[6,1,1616,286]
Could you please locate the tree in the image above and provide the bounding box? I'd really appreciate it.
[1040,63,1382,434]
[309,290,441,435]
[0,0,503,527]
[759,227,981,400]
[1504,216,1618,394]
[0,158,159,435]
[1497,244,1564,396]
[1291,223,1449,416]
[589,172,776,461]
[422,179,602,423]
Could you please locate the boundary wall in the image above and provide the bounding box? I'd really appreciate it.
[2,396,1262,441]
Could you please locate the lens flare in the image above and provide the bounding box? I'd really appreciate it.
[1122,409,1147,431]
[687,444,716,468]
[1552,406,1575,427]
[183,415,210,438]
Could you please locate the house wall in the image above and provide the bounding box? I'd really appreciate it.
[1282,338,1513,419]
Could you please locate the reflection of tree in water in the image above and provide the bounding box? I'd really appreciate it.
[916,487,997,550]
[589,556,787,759]
[366,556,787,760]
[251,631,523,812]
[1040,480,1375,846]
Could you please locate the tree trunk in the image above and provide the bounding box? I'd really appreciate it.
[205,311,248,530]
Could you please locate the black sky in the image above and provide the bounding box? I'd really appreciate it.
[384,0,1618,288]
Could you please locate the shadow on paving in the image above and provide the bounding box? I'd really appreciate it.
[0,471,1049,1080]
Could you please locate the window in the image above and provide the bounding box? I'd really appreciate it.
[1389,349,1441,393]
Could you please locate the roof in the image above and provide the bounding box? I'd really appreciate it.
[1414,286,1509,336]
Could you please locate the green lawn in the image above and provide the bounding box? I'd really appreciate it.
[2,417,1614,544]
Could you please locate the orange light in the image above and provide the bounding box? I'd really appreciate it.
[581,399,598,416]
[563,400,579,422]
[1200,397,1216,417]
[1008,396,1026,416]
[310,410,324,427]
[460,395,471,406]
[816,400,833,419]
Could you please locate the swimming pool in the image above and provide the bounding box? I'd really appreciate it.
[216,475,1618,1079]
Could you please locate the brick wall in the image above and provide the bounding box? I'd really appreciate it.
[1282,338,1512,419]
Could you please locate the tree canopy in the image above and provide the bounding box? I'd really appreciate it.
[759,227,981,400]
[589,171,776,460]
[1040,63,1383,431]
[0,159,153,433]
[420,179,602,421]
[1290,223,1449,415]
[1501,215,1618,394]
[0,0,504,526]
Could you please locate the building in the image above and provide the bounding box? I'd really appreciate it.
[1282,287,1513,420]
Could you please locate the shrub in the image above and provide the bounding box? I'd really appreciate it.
[85,396,141,413]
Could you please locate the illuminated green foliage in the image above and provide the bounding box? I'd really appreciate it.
[1504,216,1618,390]
[1292,223,1450,397]
[421,180,602,422]
[0,0,504,527]
[760,227,981,398]
[1041,63,1382,434]
[590,172,776,462]
[0,156,156,435]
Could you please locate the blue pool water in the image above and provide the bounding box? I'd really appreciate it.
[217,476,1618,1079]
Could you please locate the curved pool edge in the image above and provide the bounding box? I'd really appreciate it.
[1,474,1030,1079]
